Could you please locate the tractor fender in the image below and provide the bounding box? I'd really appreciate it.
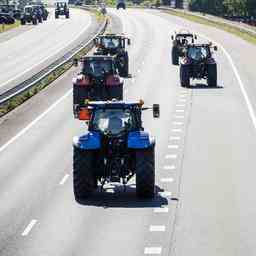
[206,58,216,65]
[128,131,155,149]
[180,57,192,66]
[73,131,101,150]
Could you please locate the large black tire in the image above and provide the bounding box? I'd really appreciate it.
[73,147,97,201]
[172,46,179,65]
[66,12,69,18]
[136,147,155,198]
[180,65,190,87]
[55,13,59,19]
[21,19,26,25]
[38,16,42,23]
[207,64,217,87]
[32,18,37,25]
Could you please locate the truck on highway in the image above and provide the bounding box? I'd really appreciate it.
[55,1,69,19]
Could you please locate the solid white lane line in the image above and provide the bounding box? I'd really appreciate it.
[22,219,37,236]
[160,178,174,183]
[172,129,182,132]
[159,191,172,197]
[163,165,176,170]
[198,32,256,130]
[144,247,162,254]
[0,89,72,153]
[169,136,181,140]
[154,207,168,213]
[168,145,179,149]
[149,225,166,232]
[59,174,70,185]
[165,154,177,159]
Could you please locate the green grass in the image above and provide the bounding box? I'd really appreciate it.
[0,20,20,33]
[163,9,256,46]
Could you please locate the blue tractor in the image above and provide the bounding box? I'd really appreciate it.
[73,100,160,201]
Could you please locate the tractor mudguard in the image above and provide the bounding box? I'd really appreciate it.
[73,131,101,150]
[128,131,155,149]
[206,58,216,65]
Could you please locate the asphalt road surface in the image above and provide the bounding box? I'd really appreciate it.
[0,8,94,95]
[0,8,256,256]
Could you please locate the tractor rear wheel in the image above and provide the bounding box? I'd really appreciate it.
[172,46,179,65]
[180,65,190,87]
[73,147,97,202]
[136,147,155,198]
[207,64,217,87]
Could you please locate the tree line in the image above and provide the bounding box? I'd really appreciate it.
[189,0,256,17]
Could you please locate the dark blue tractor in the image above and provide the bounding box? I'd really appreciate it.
[73,100,160,201]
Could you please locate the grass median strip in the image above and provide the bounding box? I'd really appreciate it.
[163,9,256,46]
[0,20,20,33]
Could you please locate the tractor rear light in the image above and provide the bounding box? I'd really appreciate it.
[75,75,90,86]
[78,108,91,121]
[106,75,120,86]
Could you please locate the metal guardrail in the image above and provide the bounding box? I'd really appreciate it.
[0,9,108,108]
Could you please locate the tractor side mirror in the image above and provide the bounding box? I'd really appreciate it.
[127,38,131,45]
[214,46,218,51]
[93,38,98,45]
[73,58,79,67]
[153,104,160,118]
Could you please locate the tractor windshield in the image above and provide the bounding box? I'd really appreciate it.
[101,38,121,49]
[187,46,210,61]
[83,59,113,77]
[92,109,135,135]
[25,7,32,13]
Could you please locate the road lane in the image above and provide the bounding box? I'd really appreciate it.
[0,8,256,256]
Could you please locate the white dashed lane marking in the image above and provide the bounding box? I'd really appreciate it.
[144,247,162,254]
[168,145,179,149]
[174,115,184,119]
[175,109,185,113]
[22,219,37,236]
[163,165,176,170]
[160,177,174,183]
[172,121,183,125]
[165,154,177,159]
[149,225,166,232]
[154,207,169,213]
[169,136,180,140]
[172,128,182,132]
[59,174,70,185]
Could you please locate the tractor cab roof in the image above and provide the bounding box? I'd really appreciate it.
[83,100,145,110]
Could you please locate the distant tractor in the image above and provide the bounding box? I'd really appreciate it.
[93,34,131,77]
[55,2,69,19]
[117,0,126,9]
[73,100,160,200]
[180,43,218,87]
[72,55,124,117]
[20,5,41,25]
[171,30,197,65]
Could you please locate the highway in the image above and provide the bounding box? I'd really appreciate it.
[0,8,94,95]
[0,8,256,256]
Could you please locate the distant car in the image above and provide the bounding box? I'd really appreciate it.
[55,2,69,19]
[171,30,197,65]
[180,43,218,87]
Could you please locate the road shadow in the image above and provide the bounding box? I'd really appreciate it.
[77,184,168,208]
[186,83,224,89]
